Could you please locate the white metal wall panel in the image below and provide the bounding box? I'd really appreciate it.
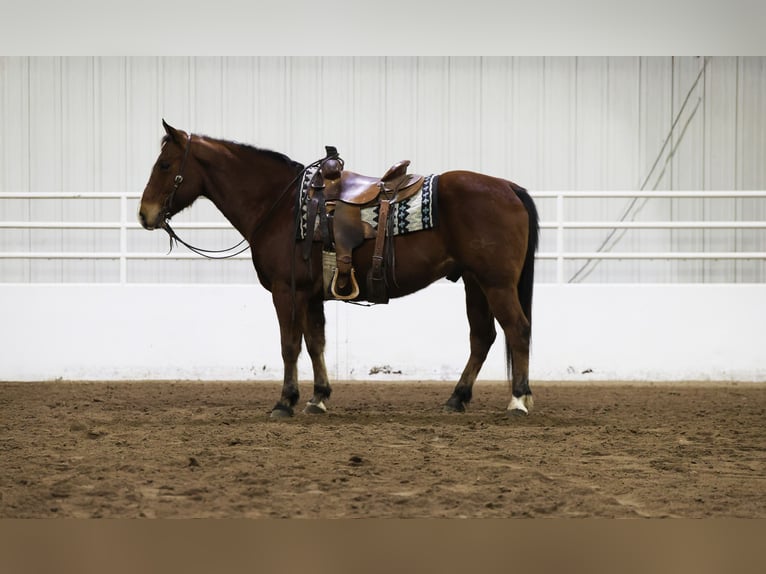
[671,57,704,282]
[222,57,255,145]
[28,57,61,283]
[446,57,481,173]
[478,57,510,176]
[1,56,764,285]
[414,57,448,174]
[385,57,417,171]
[1,57,29,282]
[738,57,766,282]
[509,56,544,189]
[570,57,609,281]
[541,57,577,190]
[316,57,354,168]
[703,57,737,281]
[62,58,94,282]
[96,56,127,284]
[636,57,674,282]
[352,57,386,174]
[288,57,321,164]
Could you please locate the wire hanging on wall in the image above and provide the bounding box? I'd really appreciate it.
[568,56,710,284]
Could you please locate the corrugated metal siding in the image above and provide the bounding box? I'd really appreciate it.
[737,57,766,282]
[1,56,764,284]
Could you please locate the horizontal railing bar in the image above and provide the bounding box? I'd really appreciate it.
[0,222,120,229]
[3,191,766,200]
[535,252,766,260]
[4,221,764,230]
[538,221,766,229]
[532,191,766,199]
[2,191,765,284]
[0,252,250,260]
[0,192,141,199]
[0,221,236,230]
[3,252,763,261]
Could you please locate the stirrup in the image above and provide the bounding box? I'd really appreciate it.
[330,268,360,300]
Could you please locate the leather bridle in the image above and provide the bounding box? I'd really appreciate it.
[162,132,193,223]
[161,133,250,259]
[159,135,338,261]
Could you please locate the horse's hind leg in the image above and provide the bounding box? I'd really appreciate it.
[302,295,332,414]
[444,274,497,413]
[483,285,533,416]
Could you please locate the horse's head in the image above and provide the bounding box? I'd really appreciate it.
[139,120,203,230]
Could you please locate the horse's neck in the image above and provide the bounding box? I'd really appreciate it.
[202,156,295,241]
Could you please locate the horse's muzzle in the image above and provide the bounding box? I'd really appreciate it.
[138,203,163,230]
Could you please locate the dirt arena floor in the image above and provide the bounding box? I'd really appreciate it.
[1,380,764,518]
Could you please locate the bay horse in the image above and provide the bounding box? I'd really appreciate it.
[139,121,539,418]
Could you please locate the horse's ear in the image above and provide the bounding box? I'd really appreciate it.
[162,119,182,144]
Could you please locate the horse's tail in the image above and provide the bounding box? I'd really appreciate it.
[510,182,539,334]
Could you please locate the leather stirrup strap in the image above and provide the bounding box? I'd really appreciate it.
[371,199,391,281]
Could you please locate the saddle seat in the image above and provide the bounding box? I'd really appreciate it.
[326,160,424,205]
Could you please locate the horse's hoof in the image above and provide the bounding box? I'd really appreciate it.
[443,401,465,413]
[303,400,328,415]
[270,404,294,419]
[507,394,531,416]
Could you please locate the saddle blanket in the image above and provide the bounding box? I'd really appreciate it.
[297,169,439,240]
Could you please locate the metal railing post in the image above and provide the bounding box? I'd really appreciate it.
[119,193,127,284]
[556,191,564,283]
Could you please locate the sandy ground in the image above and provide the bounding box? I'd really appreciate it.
[1,380,764,518]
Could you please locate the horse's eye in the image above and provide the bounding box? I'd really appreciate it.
[159,161,171,171]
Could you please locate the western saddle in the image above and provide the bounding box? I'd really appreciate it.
[301,147,424,303]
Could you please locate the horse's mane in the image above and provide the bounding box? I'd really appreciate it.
[220,139,305,172]
[162,133,305,172]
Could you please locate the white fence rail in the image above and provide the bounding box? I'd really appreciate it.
[533,190,766,282]
[1,191,765,284]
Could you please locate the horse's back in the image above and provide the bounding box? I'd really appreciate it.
[437,170,531,226]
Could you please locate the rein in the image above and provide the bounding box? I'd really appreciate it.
[163,223,251,259]
[162,135,337,260]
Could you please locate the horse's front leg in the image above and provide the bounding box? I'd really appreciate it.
[302,295,332,414]
[270,285,304,418]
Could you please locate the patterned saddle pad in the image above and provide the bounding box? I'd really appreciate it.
[297,169,439,241]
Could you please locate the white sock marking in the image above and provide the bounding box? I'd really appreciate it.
[508,395,529,414]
